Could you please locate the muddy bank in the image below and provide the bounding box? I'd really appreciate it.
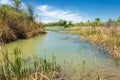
[0,28,47,44]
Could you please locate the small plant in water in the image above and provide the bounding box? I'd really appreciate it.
[1,50,11,80]
[9,48,23,80]
[82,60,86,72]
[96,71,101,80]
[0,48,63,80]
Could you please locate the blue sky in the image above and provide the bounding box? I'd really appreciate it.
[0,0,120,23]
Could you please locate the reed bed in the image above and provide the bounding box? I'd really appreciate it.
[0,47,64,80]
[55,26,120,60]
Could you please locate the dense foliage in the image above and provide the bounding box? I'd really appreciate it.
[0,0,46,43]
[45,17,120,27]
[45,19,74,28]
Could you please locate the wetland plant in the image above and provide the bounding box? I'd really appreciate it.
[0,48,63,80]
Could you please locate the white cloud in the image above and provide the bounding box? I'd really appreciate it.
[0,0,12,5]
[0,0,89,23]
[35,5,89,23]
[0,0,27,10]
[21,2,27,10]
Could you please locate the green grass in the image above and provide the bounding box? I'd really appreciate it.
[0,48,62,80]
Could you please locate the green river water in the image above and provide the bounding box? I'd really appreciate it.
[3,28,120,79]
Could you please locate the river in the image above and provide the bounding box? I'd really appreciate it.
[3,28,120,79]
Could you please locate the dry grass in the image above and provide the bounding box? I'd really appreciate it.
[0,5,47,43]
[57,26,120,60]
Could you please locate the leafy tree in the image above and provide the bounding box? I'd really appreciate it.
[59,20,67,26]
[94,18,101,26]
[117,16,120,22]
[27,4,34,21]
[45,20,73,27]
[92,18,103,27]
[107,18,115,27]
[95,18,100,22]
[13,0,21,11]
[68,21,73,25]
[116,16,120,26]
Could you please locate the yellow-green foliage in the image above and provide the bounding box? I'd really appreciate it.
[0,48,62,80]
[0,5,45,43]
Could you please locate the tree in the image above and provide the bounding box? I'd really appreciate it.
[116,16,120,26]
[95,18,100,22]
[27,4,34,21]
[107,18,114,27]
[93,18,103,27]
[13,0,21,11]
[117,16,120,22]
[94,18,100,26]
[59,20,67,26]
[68,21,73,25]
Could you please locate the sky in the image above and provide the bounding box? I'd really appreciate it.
[0,0,120,23]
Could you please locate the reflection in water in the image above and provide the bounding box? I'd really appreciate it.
[4,31,120,79]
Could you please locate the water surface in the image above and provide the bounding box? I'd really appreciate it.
[4,29,120,79]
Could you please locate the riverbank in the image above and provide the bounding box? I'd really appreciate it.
[54,26,120,60]
[0,4,47,44]
[0,26,47,43]
[3,30,120,80]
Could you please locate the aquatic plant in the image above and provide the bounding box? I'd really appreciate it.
[1,50,11,80]
[57,26,120,60]
[0,47,63,80]
[10,48,23,80]
[82,60,86,73]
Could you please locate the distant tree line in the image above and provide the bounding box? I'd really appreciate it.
[45,17,120,27]
[45,19,74,28]
[75,17,120,27]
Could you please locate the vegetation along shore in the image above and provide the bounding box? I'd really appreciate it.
[46,18,120,60]
[0,0,47,44]
[0,0,120,80]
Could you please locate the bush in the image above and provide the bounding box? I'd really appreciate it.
[0,4,45,43]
